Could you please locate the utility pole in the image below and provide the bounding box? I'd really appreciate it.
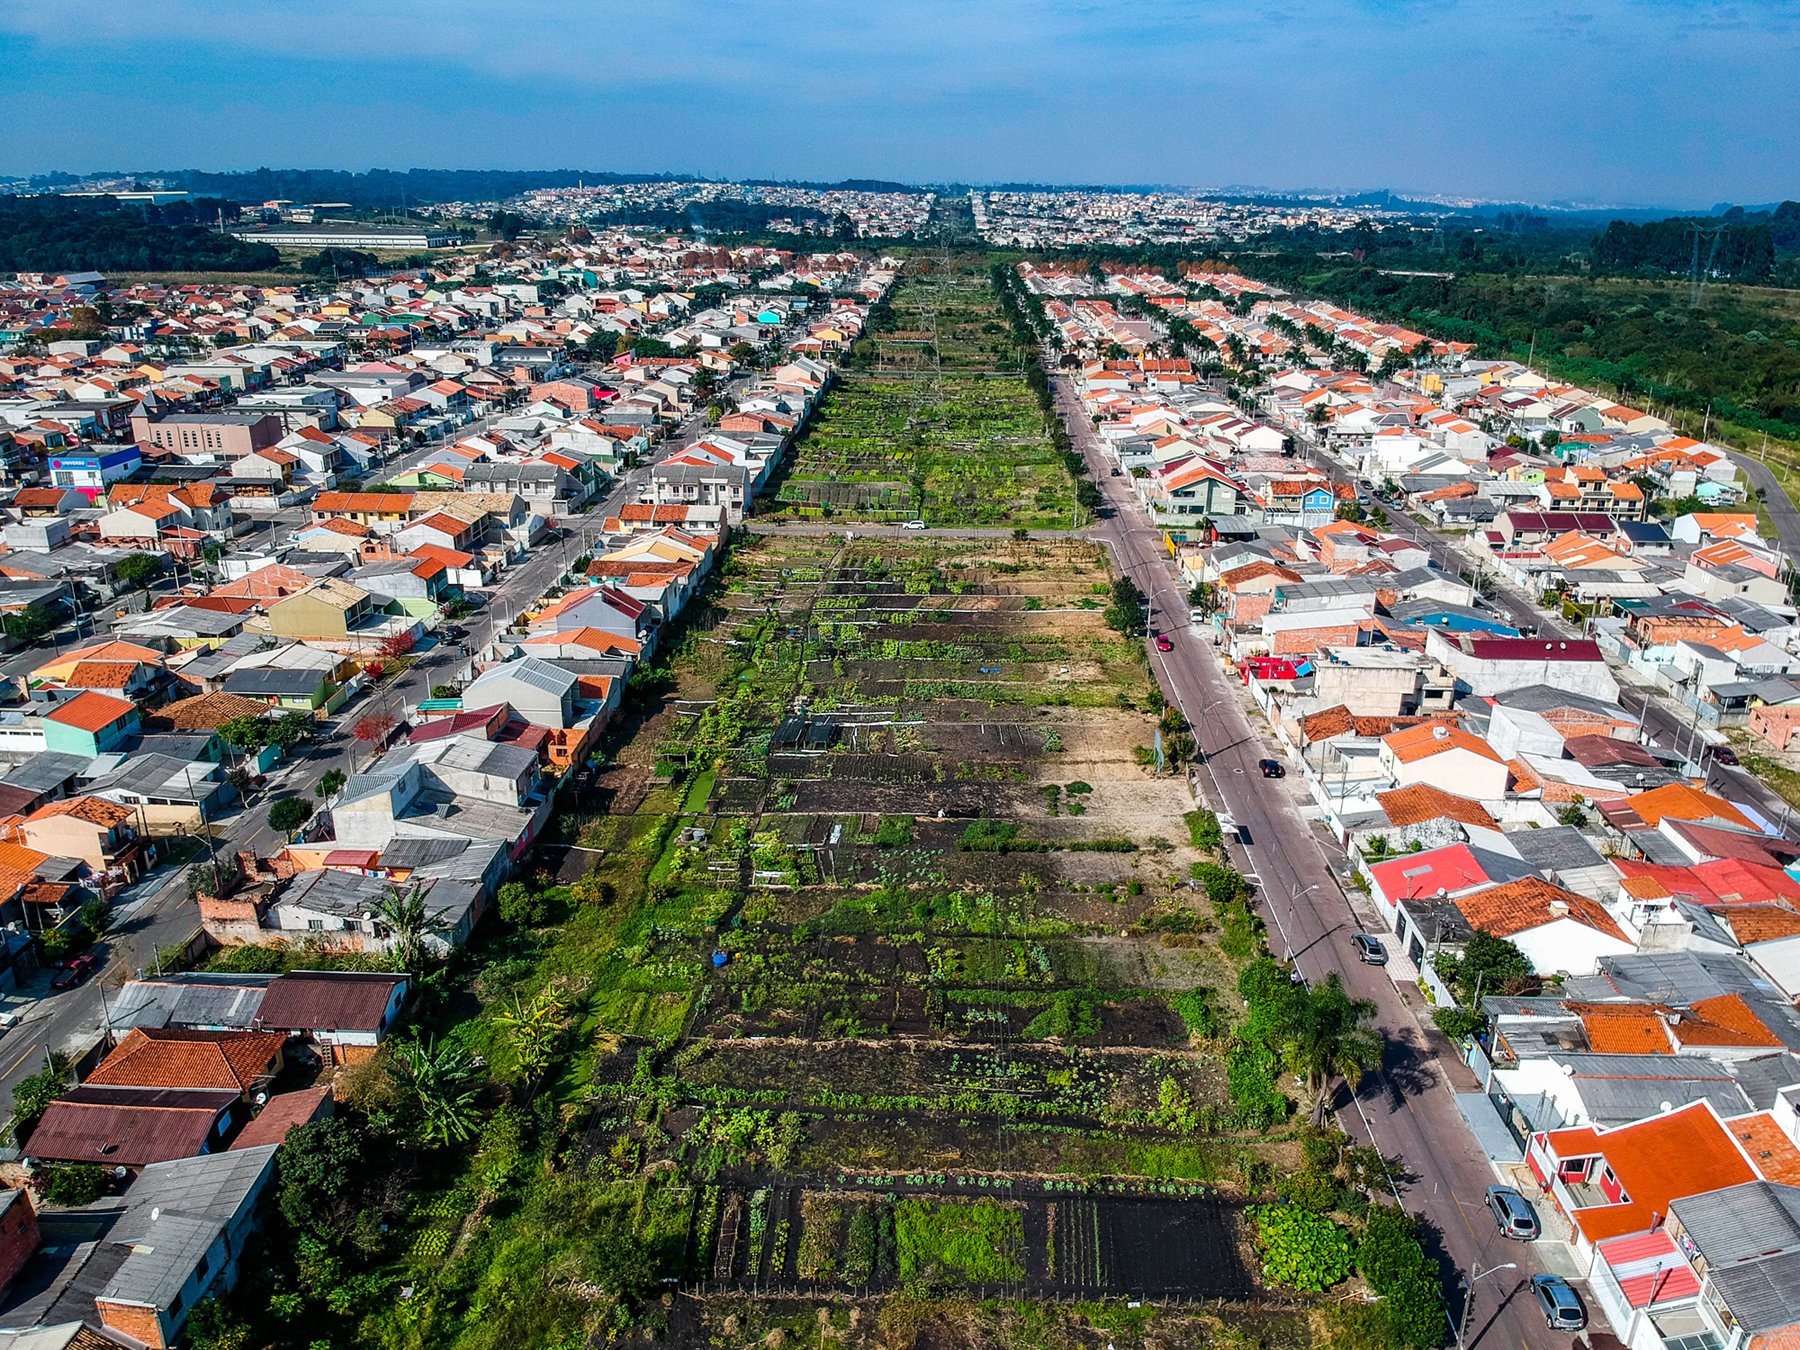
[1455,1261,1517,1350]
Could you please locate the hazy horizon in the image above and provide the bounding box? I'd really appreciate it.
[4,0,1797,208]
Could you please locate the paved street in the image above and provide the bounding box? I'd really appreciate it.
[1727,448,1800,557]
[1056,376,1551,1350]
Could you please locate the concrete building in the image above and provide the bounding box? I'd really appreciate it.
[130,412,283,463]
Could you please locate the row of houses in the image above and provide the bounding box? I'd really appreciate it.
[1061,269,1800,1350]
[0,238,895,1348]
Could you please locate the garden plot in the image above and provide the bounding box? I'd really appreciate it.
[767,265,1077,527]
[700,1183,1255,1300]
[536,524,1312,1325]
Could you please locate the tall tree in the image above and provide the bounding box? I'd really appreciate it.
[368,882,444,976]
[1280,975,1384,1124]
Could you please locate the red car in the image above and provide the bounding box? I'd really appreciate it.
[50,953,99,991]
[1154,634,1174,652]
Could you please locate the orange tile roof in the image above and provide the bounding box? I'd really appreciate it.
[1672,994,1784,1050]
[1730,1112,1800,1186]
[1375,784,1499,831]
[1540,1102,1761,1244]
[64,661,143,690]
[56,640,163,667]
[43,690,137,734]
[1457,876,1631,943]
[150,690,270,732]
[1384,721,1503,765]
[307,517,370,538]
[0,839,50,875]
[25,795,135,828]
[1628,783,1752,831]
[410,512,472,535]
[1568,1002,1671,1055]
[1721,905,1800,944]
[86,1027,284,1093]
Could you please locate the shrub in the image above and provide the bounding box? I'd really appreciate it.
[1169,987,1222,1039]
[1277,1169,1344,1213]
[497,880,551,927]
[894,1198,1023,1284]
[1226,1039,1290,1129]
[1191,862,1251,904]
[961,820,1038,852]
[40,1162,107,1206]
[1431,1006,1487,1041]
[1254,1203,1353,1292]
[873,816,914,847]
[1358,1204,1447,1347]
[1185,808,1223,852]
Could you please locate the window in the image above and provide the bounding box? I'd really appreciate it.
[306,919,324,931]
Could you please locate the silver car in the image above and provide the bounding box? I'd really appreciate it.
[1531,1274,1585,1330]
[1485,1185,1540,1240]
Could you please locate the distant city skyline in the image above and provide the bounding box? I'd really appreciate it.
[3,0,1797,208]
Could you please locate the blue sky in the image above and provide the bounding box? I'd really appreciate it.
[2,0,1796,207]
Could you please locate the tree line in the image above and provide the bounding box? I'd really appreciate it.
[0,195,279,273]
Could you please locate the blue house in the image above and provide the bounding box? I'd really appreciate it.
[48,445,142,503]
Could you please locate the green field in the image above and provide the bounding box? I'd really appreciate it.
[768,262,1080,527]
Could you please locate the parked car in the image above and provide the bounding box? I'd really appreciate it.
[1531,1275,1586,1330]
[1352,933,1388,965]
[902,520,927,530]
[1712,745,1739,766]
[442,625,468,642]
[1485,1185,1540,1240]
[1110,466,1122,477]
[1258,758,1284,778]
[1154,633,1174,652]
[50,953,99,991]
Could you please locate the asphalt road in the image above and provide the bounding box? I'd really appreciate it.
[1057,377,1554,1350]
[1727,449,1800,557]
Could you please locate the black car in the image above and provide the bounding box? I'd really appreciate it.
[1258,758,1284,778]
[442,625,468,641]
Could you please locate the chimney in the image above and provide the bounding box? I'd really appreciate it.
[1549,899,1570,917]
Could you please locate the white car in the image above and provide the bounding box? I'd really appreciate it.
[902,520,927,530]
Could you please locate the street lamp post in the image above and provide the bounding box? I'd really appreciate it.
[1455,1261,1517,1350]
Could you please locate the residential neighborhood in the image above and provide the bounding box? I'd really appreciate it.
[0,175,1795,1350]
[1037,257,1800,1350]
[0,232,896,1347]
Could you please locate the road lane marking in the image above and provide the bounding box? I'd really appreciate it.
[1,1042,41,1079]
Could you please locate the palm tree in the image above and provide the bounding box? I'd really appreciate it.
[1280,975,1384,1125]
[396,1037,481,1146]
[368,883,445,977]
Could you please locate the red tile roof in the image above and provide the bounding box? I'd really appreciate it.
[1457,877,1630,943]
[1375,784,1499,831]
[87,1027,283,1093]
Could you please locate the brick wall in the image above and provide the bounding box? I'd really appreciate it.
[1229,593,1275,624]
[1273,623,1363,656]
[0,1191,39,1291]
